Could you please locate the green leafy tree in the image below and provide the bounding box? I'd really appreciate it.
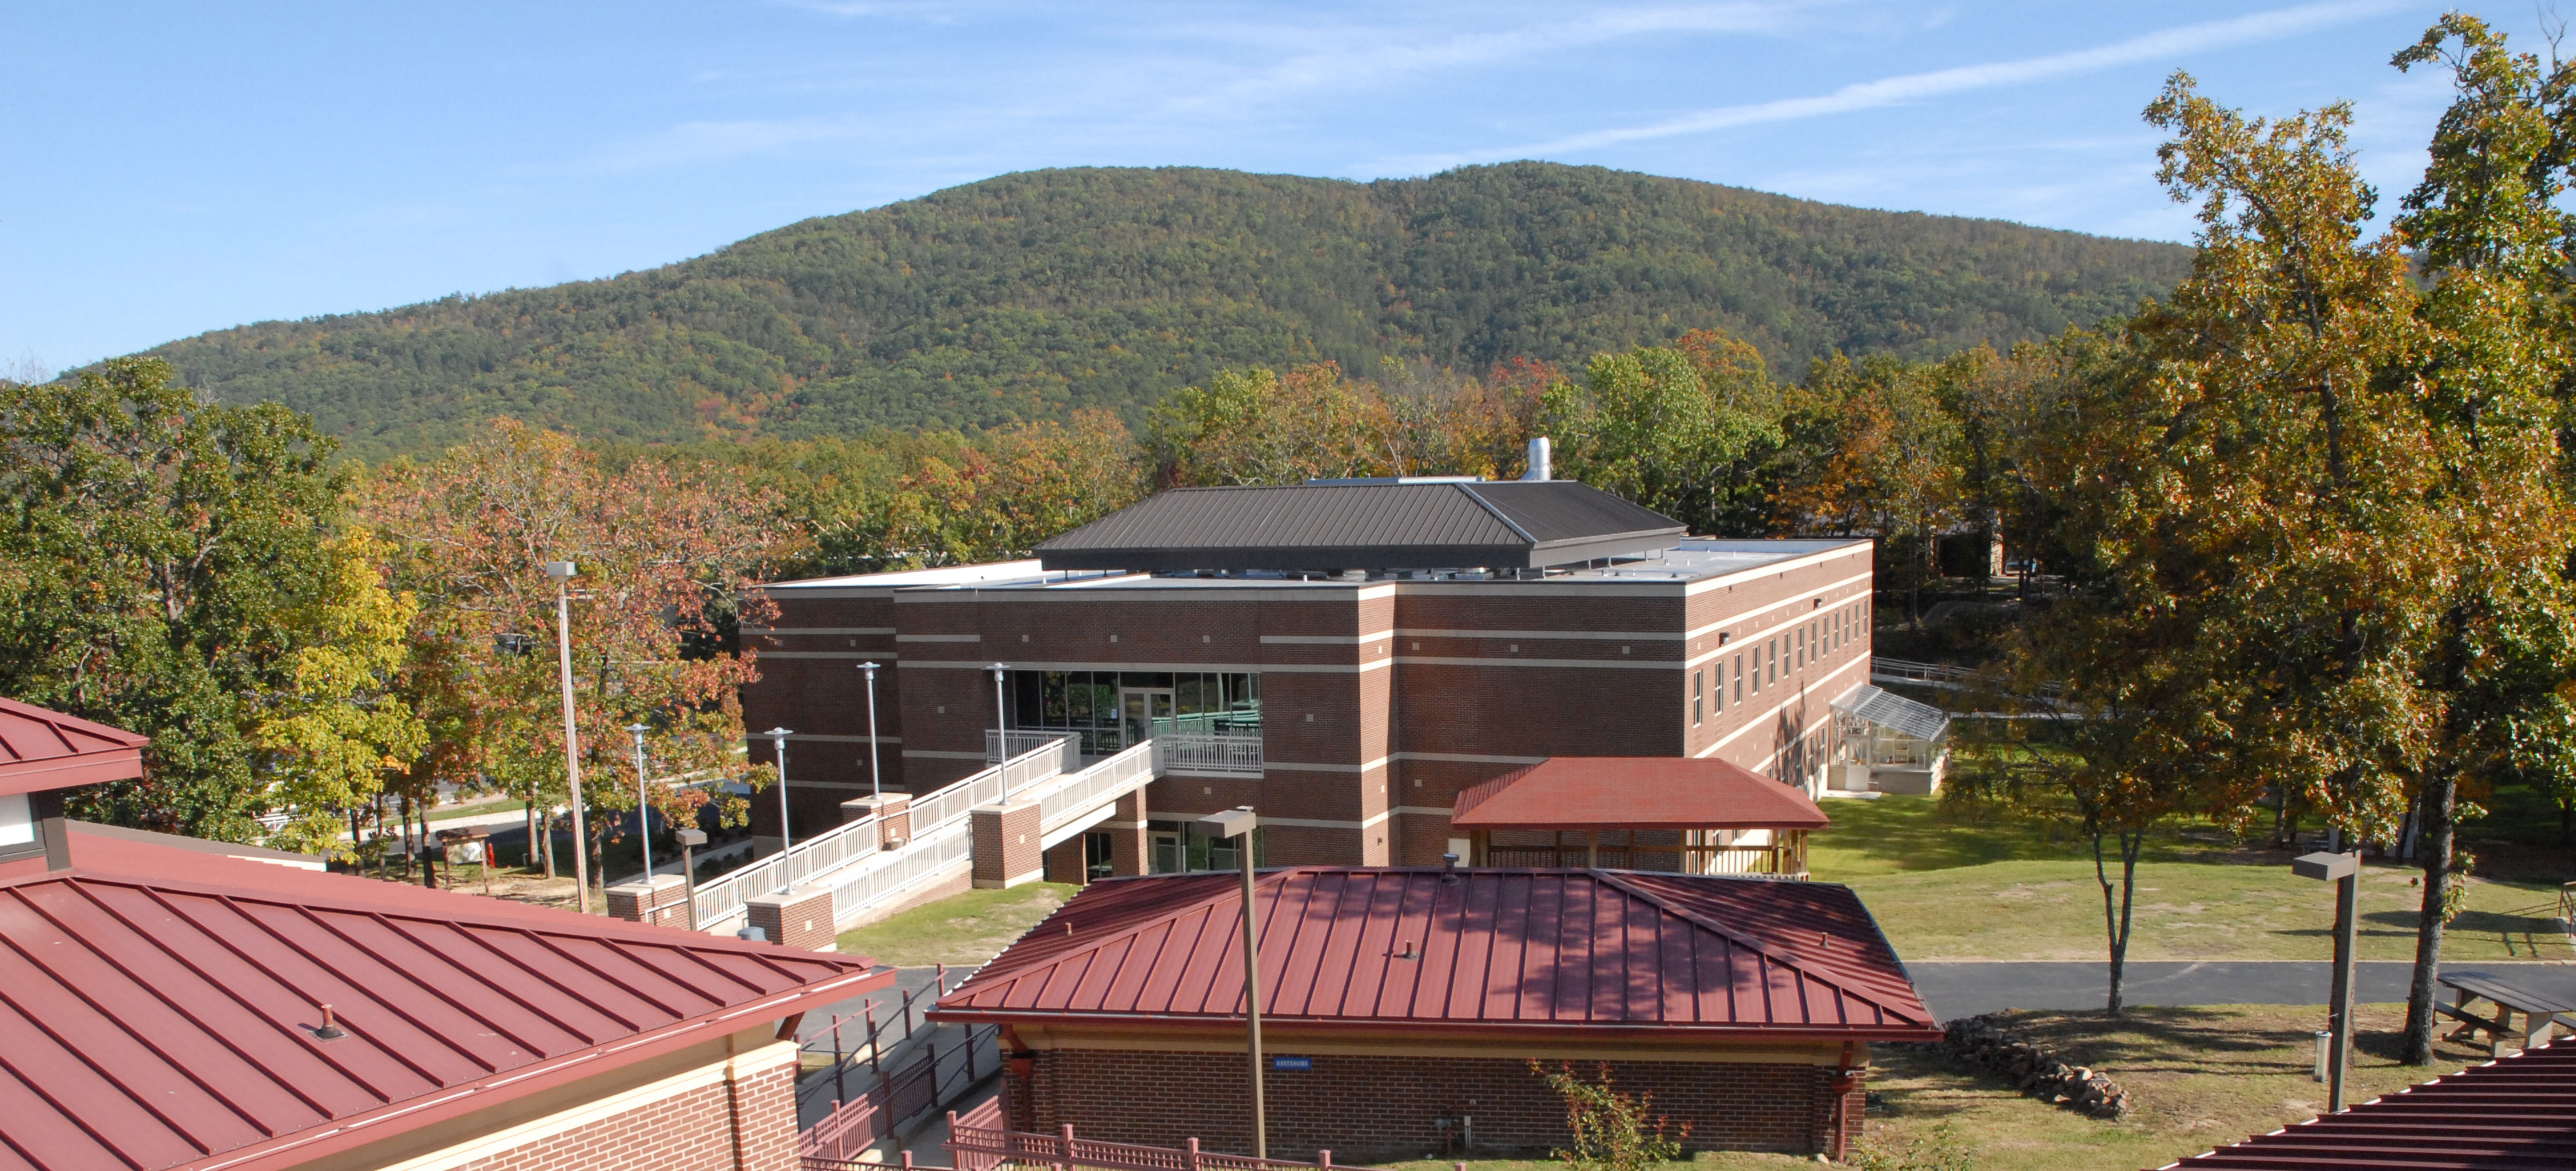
[1542,345,1782,534]
[253,528,429,857]
[0,358,360,842]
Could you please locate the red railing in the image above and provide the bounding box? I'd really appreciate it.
[800,1023,999,1169]
[947,1118,1386,1171]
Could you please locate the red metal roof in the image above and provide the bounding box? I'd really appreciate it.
[2160,1039,2576,1170]
[0,834,891,1171]
[1448,757,1832,832]
[931,868,1934,1041]
[0,697,148,795]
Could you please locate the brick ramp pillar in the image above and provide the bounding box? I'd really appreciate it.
[1043,837,1086,885]
[742,887,838,951]
[1104,788,1149,876]
[606,874,689,927]
[970,799,1043,889]
[840,794,913,848]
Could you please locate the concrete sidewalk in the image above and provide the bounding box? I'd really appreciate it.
[1909,959,2576,1019]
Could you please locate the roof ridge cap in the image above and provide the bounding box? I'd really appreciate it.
[1585,869,1920,1018]
[1452,482,1537,544]
[960,868,1304,989]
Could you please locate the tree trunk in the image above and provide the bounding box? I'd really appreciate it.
[418,803,438,889]
[2402,770,2460,1064]
[2094,828,2144,1017]
[399,793,414,881]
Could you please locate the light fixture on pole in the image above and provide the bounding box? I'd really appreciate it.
[765,727,795,894]
[986,663,1011,757]
[1198,805,1265,1159]
[677,828,707,930]
[544,560,591,914]
[2293,849,2360,1112]
[858,662,882,798]
[627,723,653,880]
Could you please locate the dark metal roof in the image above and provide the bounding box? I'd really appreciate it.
[1033,481,1688,573]
[0,835,890,1171]
[2162,1038,2576,1170]
[0,697,148,796]
[1449,757,1832,832]
[929,867,1935,1041]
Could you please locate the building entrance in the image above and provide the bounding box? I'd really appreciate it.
[1120,689,1174,748]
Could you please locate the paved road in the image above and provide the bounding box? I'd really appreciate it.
[1909,960,2576,1019]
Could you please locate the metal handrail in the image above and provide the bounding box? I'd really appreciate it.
[697,738,1074,928]
[949,1120,1382,1171]
[1152,733,1263,776]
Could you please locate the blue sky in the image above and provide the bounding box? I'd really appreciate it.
[0,1,2531,372]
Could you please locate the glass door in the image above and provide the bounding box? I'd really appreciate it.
[1120,689,1174,748]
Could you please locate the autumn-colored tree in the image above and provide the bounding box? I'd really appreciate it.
[363,420,791,888]
[1146,363,1398,486]
[2384,15,2576,1063]
[253,528,429,858]
[1769,351,1966,613]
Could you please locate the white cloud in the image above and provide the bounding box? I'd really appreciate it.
[1393,0,2407,170]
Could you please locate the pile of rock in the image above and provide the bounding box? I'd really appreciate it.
[1941,1015,2132,1120]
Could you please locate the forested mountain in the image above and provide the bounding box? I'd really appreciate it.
[145,162,2193,460]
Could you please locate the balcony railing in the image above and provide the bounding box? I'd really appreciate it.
[1152,733,1264,776]
[985,729,1084,769]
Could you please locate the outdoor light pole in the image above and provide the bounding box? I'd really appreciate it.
[544,560,592,914]
[677,828,707,930]
[627,723,653,879]
[1199,806,1265,1159]
[2293,849,2360,1112]
[986,662,1011,756]
[858,662,882,798]
[765,727,795,893]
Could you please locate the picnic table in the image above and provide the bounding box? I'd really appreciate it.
[2438,970,2575,1057]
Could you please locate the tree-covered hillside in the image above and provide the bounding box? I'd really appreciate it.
[146,162,2193,460]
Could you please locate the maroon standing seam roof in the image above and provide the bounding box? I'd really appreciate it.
[2159,1038,2576,1170]
[0,853,889,1171]
[930,868,1935,1041]
[0,698,148,795]
[1449,757,1833,832]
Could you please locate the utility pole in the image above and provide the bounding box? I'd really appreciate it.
[2294,850,2360,1112]
[766,727,795,893]
[627,723,653,879]
[544,560,591,913]
[860,662,882,798]
[1200,806,1264,1158]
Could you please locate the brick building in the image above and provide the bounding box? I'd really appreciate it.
[0,697,893,1171]
[739,478,1874,872]
[928,866,1940,1161]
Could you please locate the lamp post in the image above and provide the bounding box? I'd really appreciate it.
[986,662,1011,760]
[1198,806,1264,1158]
[858,662,882,798]
[677,828,707,930]
[544,560,591,914]
[627,723,653,880]
[2293,849,2360,1112]
[765,727,795,894]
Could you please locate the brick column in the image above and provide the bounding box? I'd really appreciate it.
[970,798,1043,889]
[1104,788,1149,876]
[742,887,838,951]
[725,1041,804,1171]
[841,794,913,848]
[605,874,689,927]
[1043,837,1086,886]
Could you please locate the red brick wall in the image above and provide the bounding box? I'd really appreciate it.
[440,1049,800,1171]
[971,799,1043,888]
[1009,1047,1865,1161]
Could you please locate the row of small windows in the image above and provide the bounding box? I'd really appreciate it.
[1690,597,1871,727]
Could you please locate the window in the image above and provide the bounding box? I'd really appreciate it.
[1750,647,1762,693]
[1769,639,1780,683]
[1733,655,1744,701]
[1714,661,1726,711]
[1692,669,1705,725]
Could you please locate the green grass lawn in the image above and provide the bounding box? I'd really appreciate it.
[1380,1003,2494,1171]
[1810,795,2571,963]
[834,882,1078,967]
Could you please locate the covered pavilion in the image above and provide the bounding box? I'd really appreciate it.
[1447,756,1831,878]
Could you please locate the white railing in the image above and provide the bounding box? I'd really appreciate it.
[1152,734,1263,776]
[1037,741,1155,838]
[818,740,1157,930]
[695,737,1074,929]
[986,729,1086,766]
